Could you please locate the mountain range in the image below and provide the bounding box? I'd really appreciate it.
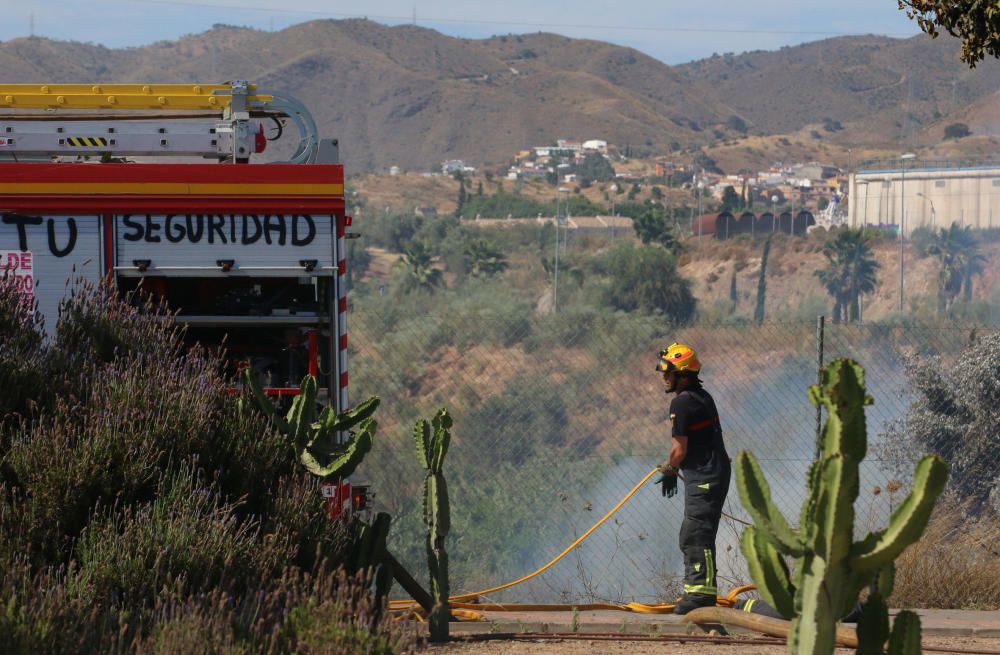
[2,20,999,172]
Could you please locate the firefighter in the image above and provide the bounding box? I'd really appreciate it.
[653,343,731,615]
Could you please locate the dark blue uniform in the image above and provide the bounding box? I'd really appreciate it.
[670,385,731,599]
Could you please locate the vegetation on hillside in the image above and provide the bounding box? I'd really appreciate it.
[814,228,881,323]
[920,222,988,315]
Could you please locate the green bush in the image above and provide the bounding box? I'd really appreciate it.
[603,242,696,323]
[464,376,568,463]
[0,282,413,654]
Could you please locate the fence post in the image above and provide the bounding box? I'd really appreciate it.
[814,315,825,460]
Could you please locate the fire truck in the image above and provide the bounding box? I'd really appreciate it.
[0,82,364,516]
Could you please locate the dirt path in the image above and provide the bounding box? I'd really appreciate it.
[431,635,1000,654]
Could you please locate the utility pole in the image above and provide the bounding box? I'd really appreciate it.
[554,193,560,314]
[898,153,915,314]
[696,168,703,240]
[553,187,567,314]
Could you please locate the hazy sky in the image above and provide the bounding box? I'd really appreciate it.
[3,0,923,64]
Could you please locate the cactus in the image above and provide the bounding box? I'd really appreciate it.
[856,564,923,655]
[241,369,379,480]
[736,358,947,655]
[414,409,452,642]
[345,511,394,621]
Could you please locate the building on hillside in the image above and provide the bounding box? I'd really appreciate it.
[582,139,608,153]
[442,160,466,174]
[757,171,786,187]
[556,139,583,152]
[848,162,1000,234]
[654,160,676,178]
[793,163,840,180]
[389,166,401,176]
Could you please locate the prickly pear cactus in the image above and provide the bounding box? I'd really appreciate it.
[735,358,947,655]
[414,408,452,642]
[241,369,379,480]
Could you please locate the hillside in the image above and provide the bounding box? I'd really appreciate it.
[4,22,1000,172]
[675,34,1000,149]
[0,21,731,171]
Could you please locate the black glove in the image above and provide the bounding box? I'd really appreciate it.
[654,472,678,498]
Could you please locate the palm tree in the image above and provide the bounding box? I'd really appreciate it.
[924,222,987,313]
[814,229,880,323]
[401,240,443,292]
[464,239,508,277]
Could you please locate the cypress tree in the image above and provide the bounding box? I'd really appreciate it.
[754,236,772,324]
[456,178,467,216]
[730,268,738,311]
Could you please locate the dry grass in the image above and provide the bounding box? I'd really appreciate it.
[892,499,1000,610]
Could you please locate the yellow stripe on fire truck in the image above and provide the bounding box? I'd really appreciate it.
[65,137,109,147]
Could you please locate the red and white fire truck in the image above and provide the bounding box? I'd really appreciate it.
[0,82,365,516]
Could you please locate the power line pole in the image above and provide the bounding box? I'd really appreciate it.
[898,153,915,314]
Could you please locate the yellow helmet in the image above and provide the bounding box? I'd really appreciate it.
[656,343,701,374]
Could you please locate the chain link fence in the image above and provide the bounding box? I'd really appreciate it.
[346,302,996,605]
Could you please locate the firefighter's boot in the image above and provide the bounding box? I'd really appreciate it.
[674,592,716,615]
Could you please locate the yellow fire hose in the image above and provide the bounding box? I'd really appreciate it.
[389,468,756,621]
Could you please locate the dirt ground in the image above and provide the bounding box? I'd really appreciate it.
[431,635,1000,654]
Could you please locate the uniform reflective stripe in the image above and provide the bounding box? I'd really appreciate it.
[683,584,717,595]
[705,548,715,588]
[697,482,710,490]
[744,599,756,613]
[689,415,719,431]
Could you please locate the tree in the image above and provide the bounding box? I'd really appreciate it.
[923,222,987,314]
[814,228,880,323]
[725,115,748,133]
[464,239,508,277]
[694,151,722,174]
[604,243,696,323]
[574,152,616,185]
[822,117,843,132]
[455,178,467,216]
[400,240,443,292]
[729,269,738,312]
[629,202,684,253]
[943,122,972,139]
[753,236,771,324]
[880,330,1000,512]
[899,0,1000,67]
[721,186,743,212]
[344,239,372,290]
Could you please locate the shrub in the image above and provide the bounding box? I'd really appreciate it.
[0,282,412,654]
[463,376,568,463]
[726,115,748,133]
[944,122,971,139]
[74,464,268,604]
[892,500,1000,609]
[879,330,1000,512]
[603,243,696,323]
[0,278,47,421]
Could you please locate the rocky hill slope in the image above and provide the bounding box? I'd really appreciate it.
[3,21,999,171]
